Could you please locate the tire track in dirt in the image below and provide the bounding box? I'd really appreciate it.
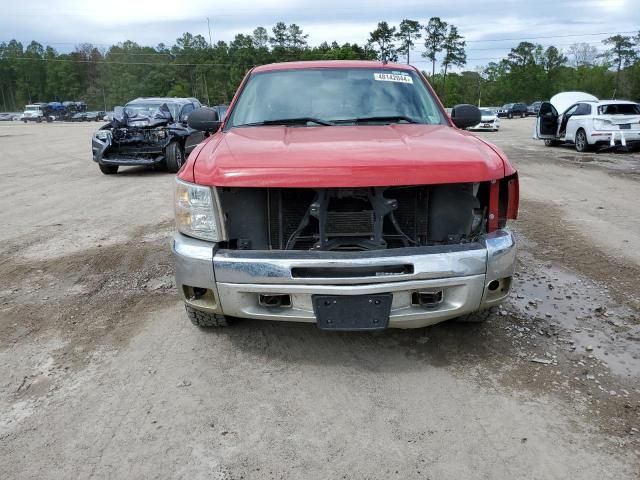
[517,199,640,310]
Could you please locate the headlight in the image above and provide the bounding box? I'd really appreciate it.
[593,119,613,131]
[174,178,224,242]
[95,130,111,140]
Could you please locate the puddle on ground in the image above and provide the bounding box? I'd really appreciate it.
[511,252,640,378]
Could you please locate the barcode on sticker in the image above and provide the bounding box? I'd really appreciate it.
[374,72,413,84]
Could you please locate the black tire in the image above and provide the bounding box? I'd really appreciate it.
[520,112,525,118]
[23,119,27,123]
[575,129,590,152]
[165,141,185,173]
[99,164,118,175]
[456,306,498,323]
[185,305,228,327]
[36,117,42,123]
[507,112,513,119]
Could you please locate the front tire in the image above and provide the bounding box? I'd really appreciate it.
[575,129,590,152]
[99,164,118,175]
[507,112,513,119]
[185,305,229,327]
[165,141,185,173]
[520,112,525,118]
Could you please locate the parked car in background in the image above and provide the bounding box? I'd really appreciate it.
[71,112,88,122]
[173,60,518,330]
[467,108,500,131]
[535,91,640,152]
[0,112,20,121]
[210,104,229,121]
[527,101,542,116]
[92,97,204,174]
[85,111,106,122]
[497,103,528,119]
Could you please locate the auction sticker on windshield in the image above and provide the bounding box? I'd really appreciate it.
[374,72,413,84]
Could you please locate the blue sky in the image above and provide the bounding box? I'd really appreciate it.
[1,0,638,70]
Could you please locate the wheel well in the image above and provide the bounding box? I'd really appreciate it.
[575,127,589,144]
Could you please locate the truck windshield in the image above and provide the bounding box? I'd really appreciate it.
[226,68,446,128]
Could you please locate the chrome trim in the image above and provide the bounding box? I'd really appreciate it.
[484,230,516,283]
[213,244,487,285]
[172,233,216,292]
[216,275,485,329]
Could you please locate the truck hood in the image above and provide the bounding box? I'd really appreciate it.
[192,124,507,188]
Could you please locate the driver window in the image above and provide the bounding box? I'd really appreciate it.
[565,105,578,116]
[181,104,194,120]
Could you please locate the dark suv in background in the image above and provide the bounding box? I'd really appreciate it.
[497,103,528,119]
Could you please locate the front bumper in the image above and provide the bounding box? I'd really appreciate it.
[92,137,166,166]
[172,230,516,329]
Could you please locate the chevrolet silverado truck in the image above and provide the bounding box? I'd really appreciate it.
[172,60,518,331]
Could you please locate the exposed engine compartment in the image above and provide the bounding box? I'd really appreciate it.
[111,126,168,145]
[218,183,496,251]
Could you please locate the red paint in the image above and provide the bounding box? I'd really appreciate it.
[506,173,519,220]
[187,124,510,188]
[178,61,518,194]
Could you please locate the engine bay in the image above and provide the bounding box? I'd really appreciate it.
[217,184,490,251]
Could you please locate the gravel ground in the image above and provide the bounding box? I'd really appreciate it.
[1,119,639,479]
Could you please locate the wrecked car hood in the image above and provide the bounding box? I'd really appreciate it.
[112,116,169,128]
[192,124,508,188]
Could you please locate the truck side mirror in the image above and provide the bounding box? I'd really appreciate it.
[187,107,221,132]
[450,104,481,129]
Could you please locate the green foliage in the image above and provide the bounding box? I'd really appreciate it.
[1,22,639,111]
[422,17,448,76]
[395,19,422,64]
[367,21,398,62]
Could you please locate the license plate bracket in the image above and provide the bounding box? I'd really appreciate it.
[312,294,392,331]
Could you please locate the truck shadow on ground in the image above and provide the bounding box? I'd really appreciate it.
[205,317,498,372]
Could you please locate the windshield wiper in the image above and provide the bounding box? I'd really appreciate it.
[236,117,334,127]
[333,115,420,124]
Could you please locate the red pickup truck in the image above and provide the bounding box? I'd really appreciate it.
[172,60,518,331]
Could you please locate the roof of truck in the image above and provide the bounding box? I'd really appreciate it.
[252,60,417,73]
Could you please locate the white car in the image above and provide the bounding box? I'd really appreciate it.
[468,108,500,131]
[534,91,640,152]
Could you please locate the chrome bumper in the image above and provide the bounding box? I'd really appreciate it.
[172,230,516,329]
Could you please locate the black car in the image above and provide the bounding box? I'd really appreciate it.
[497,102,528,119]
[92,97,205,174]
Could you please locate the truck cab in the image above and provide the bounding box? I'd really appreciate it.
[172,61,518,331]
[22,104,47,123]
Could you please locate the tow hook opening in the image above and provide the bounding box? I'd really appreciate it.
[259,294,292,308]
[412,290,444,308]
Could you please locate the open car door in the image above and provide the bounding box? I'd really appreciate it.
[535,102,559,139]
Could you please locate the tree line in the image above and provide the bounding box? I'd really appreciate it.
[1,19,639,111]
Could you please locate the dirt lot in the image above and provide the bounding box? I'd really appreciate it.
[1,119,639,479]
